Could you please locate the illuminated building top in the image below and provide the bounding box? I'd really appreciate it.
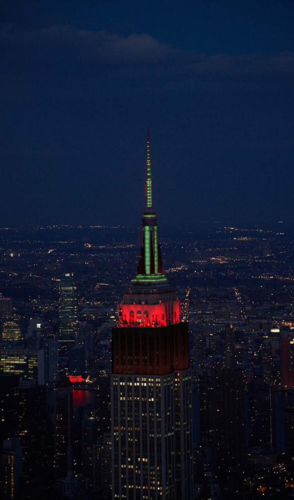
[132,134,168,285]
[118,134,181,329]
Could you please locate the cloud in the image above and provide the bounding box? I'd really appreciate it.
[0,24,293,84]
[0,24,178,66]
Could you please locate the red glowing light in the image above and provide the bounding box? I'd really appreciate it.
[119,300,180,328]
[69,375,85,384]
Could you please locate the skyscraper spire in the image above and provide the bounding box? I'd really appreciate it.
[134,135,166,284]
[146,130,153,209]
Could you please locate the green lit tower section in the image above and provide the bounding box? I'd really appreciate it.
[134,134,167,285]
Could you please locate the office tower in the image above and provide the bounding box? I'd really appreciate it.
[76,322,95,372]
[111,136,193,499]
[54,379,73,480]
[94,433,112,497]
[0,438,22,500]
[1,316,22,342]
[93,371,111,496]
[285,407,294,465]
[42,337,59,383]
[200,367,246,484]
[224,324,235,369]
[18,381,53,497]
[247,378,275,450]
[96,371,111,443]
[59,273,78,355]
[27,317,54,342]
[28,319,59,383]
[0,375,20,447]
[69,346,85,377]
[261,339,276,386]
[0,346,45,385]
[281,330,294,387]
[0,297,12,318]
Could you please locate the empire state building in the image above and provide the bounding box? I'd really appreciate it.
[111,136,193,499]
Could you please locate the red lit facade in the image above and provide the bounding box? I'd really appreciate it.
[119,298,180,328]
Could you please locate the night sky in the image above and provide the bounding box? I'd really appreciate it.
[1,0,294,227]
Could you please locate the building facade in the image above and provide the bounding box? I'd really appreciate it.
[111,137,193,499]
[59,273,78,355]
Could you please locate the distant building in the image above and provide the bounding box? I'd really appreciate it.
[1,316,22,342]
[59,274,78,358]
[0,375,20,446]
[261,339,277,386]
[76,322,95,372]
[18,381,53,497]
[93,433,111,496]
[59,274,78,340]
[68,346,84,376]
[200,367,246,483]
[0,438,22,500]
[27,317,54,341]
[281,330,294,388]
[0,346,45,385]
[248,378,275,450]
[285,406,294,461]
[27,319,59,383]
[53,380,73,480]
[0,297,12,319]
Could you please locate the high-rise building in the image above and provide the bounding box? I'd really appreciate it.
[1,316,22,342]
[285,406,294,458]
[199,367,246,486]
[18,381,53,497]
[53,379,73,480]
[0,346,45,385]
[0,438,22,500]
[248,378,275,450]
[281,329,294,387]
[0,375,20,447]
[111,136,193,499]
[59,274,78,357]
[0,297,12,319]
[94,433,112,498]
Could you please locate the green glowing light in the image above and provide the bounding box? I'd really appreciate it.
[144,226,151,274]
[133,273,167,284]
[154,225,158,275]
[146,140,152,209]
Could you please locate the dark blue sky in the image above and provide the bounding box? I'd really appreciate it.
[1,0,294,226]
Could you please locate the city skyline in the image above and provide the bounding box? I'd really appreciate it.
[1,2,294,498]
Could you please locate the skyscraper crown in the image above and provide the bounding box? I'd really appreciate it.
[133,134,167,285]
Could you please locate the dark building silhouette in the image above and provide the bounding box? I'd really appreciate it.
[0,375,20,447]
[111,136,193,499]
[281,330,294,388]
[0,437,22,500]
[261,339,276,386]
[248,378,275,450]
[53,379,73,481]
[285,406,294,464]
[200,367,246,485]
[0,297,12,319]
[18,381,53,498]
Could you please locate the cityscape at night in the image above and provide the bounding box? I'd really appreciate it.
[1,1,294,499]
